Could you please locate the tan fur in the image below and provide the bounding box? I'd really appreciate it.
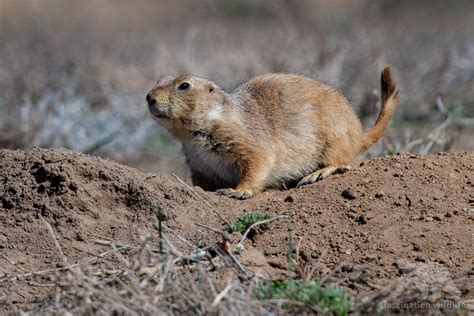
[146,67,399,199]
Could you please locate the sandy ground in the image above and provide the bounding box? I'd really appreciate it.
[0,148,472,313]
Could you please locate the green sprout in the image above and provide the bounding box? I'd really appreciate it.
[224,212,275,233]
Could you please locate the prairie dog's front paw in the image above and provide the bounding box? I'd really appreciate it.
[217,188,253,200]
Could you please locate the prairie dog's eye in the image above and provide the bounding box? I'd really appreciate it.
[178,82,190,90]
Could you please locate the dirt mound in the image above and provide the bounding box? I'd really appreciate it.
[1,148,473,313]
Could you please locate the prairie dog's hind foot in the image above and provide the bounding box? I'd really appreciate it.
[296,165,351,188]
[217,187,254,200]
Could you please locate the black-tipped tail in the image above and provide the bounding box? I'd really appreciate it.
[361,66,399,152]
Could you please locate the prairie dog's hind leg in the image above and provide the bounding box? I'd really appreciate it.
[217,155,271,200]
[296,165,351,188]
[190,168,218,191]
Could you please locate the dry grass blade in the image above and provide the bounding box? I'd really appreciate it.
[212,281,234,307]
[0,254,31,273]
[419,115,452,155]
[162,223,196,248]
[3,246,131,282]
[226,249,249,276]
[38,214,70,267]
[236,215,288,252]
[194,222,232,242]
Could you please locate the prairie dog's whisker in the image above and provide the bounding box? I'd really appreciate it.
[136,104,150,118]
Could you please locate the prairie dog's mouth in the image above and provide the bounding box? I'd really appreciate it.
[148,105,170,119]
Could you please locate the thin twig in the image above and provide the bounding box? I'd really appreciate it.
[194,222,232,242]
[202,264,218,297]
[155,258,174,293]
[174,250,210,265]
[88,233,117,242]
[172,173,231,226]
[38,214,69,267]
[85,251,120,264]
[25,281,56,287]
[3,246,130,282]
[0,254,31,273]
[162,231,212,264]
[94,239,126,248]
[144,173,157,180]
[420,115,452,155]
[211,281,234,307]
[112,243,131,267]
[162,224,195,248]
[162,234,183,257]
[226,250,249,276]
[236,215,288,252]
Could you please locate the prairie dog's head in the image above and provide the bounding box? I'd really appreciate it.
[146,75,227,139]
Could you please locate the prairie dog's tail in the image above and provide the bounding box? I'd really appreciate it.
[360,66,399,152]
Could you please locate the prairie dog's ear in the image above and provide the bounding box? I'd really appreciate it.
[208,83,216,93]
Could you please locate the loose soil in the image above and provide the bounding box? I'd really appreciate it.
[0,148,473,313]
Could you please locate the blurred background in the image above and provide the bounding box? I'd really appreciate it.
[0,0,473,177]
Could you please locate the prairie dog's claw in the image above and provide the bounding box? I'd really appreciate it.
[297,165,351,188]
[217,188,253,200]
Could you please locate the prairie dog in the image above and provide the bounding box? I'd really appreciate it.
[146,67,399,199]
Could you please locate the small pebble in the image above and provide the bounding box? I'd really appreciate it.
[347,211,358,220]
[375,191,385,198]
[356,215,368,225]
[341,189,356,200]
[412,243,422,251]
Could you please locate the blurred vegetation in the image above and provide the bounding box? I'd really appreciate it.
[0,0,473,175]
[255,279,353,315]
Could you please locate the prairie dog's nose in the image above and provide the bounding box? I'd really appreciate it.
[146,93,156,106]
